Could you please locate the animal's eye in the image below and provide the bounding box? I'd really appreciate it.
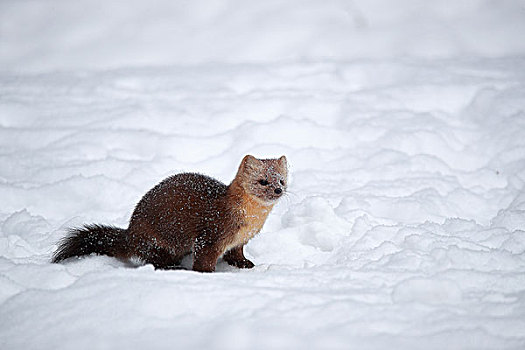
[280,180,285,186]
[258,179,269,186]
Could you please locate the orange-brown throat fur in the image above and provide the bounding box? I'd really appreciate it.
[227,180,273,248]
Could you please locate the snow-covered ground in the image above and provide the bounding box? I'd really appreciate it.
[1,1,525,349]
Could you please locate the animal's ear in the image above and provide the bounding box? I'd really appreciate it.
[241,155,258,170]
[278,155,287,168]
[242,155,256,164]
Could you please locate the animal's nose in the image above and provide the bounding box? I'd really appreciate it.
[274,188,282,195]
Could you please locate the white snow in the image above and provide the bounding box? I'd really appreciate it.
[1,1,525,349]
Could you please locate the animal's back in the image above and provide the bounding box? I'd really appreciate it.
[128,173,229,255]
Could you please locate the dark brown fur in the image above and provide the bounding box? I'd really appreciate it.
[52,155,288,272]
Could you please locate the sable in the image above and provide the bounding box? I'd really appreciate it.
[52,155,288,272]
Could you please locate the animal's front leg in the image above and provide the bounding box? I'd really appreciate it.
[193,236,223,272]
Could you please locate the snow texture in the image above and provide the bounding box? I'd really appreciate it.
[1,1,525,349]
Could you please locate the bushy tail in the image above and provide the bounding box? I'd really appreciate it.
[52,224,130,263]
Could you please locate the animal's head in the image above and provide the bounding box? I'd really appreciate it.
[235,155,288,204]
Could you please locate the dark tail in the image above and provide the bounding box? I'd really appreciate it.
[52,224,130,263]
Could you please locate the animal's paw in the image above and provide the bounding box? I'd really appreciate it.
[231,258,255,269]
